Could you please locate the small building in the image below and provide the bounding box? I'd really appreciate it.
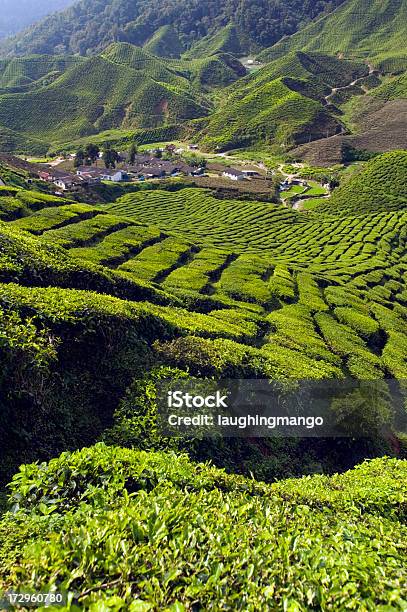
[100,170,128,182]
[222,168,246,181]
[39,168,74,183]
[38,170,54,182]
[54,174,87,192]
[279,180,290,191]
[241,169,261,178]
[77,172,101,184]
[141,168,166,179]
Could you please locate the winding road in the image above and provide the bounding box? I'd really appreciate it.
[324,61,380,104]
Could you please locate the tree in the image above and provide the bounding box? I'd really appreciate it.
[85,143,100,164]
[102,144,119,169]
[154,149,163,159]
[74,148,85,168]
[182,153,206,168]
[128,143,138,165]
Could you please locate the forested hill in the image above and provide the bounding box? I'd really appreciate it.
[258,0,407,73]
[0,0,344,57]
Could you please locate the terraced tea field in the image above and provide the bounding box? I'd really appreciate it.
[3,161,405,382]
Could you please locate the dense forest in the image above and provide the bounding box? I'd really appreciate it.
[0,0,344,56]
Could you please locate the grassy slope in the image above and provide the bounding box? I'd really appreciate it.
[0,44,209,144]
[143,25,184,58]
[258,0,407,72]
[197,74,341,151]
[256,51,369,89]
[0,43,250,148]
[184,23,252,59]
[0,54,83,90]
[373,71,407,100]
[316,151,407,214]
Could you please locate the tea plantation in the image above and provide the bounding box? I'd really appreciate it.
[0,446,405,610]
[0,150,406,609]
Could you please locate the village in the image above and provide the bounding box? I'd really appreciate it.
[31,143,268,193]
[18,141,333,210]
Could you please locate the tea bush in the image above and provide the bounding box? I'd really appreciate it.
[0,445,405,611]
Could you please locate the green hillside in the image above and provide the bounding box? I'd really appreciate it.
[184,23,250,59]
[256,51,369,89]
[373,71,407,100]
[0,144,406,607]
[191,49,377,152]
[0,0,344,57]
[0,125,49,155]
[0,42,253,150]
[0,44,209,146]
[316,151,407,215]
[258,0,407,73]
[197,75,342,151]
[143,25,184,58]
[0,446,405,609]
[0,54,82,90]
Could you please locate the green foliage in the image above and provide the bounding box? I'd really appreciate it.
[258,0,407,73]
[1,446,405,610]
[0,0,343,57]
[118,237,194,283]
[198,76,337,151]
[316,151,407,216]
[266,303,340,364]
[0,45,209,147]
[374,71,407,100]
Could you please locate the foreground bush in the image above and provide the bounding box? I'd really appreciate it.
[0,444,406,611]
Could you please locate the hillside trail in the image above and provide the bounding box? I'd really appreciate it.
[324,61,381,104]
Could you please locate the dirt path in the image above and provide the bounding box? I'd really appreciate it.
[324,61,381,104]
[277,162,305,180]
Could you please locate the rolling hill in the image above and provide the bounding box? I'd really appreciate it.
[0,43,249,145]
[0,0,345,57]
[196,57,348,150]
[183,23,252,59]
[143,25,184,58]
[0,54,83,91]
[315,151,407,214]
[258,0,407,73]
[255,51,369,89]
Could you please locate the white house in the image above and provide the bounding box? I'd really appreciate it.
[54,175,86,191]
[222,168,246,181]
[101,170,127,182]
